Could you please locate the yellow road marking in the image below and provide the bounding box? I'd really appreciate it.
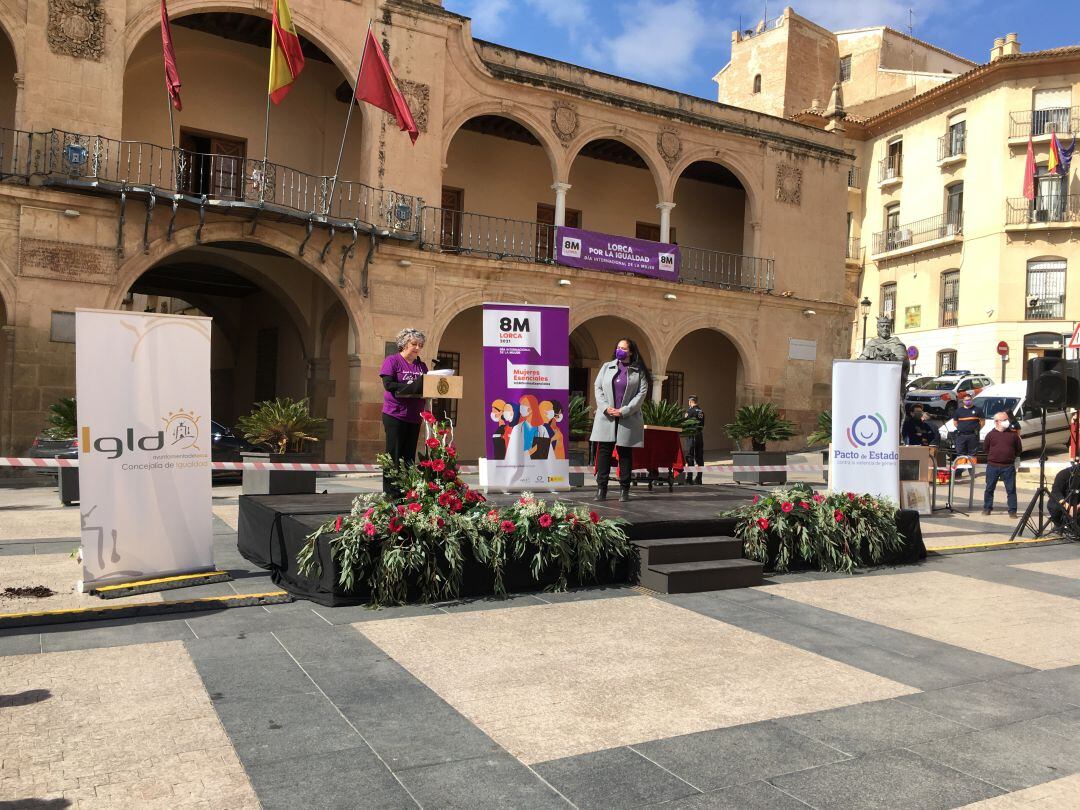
[93,570,230,592]
[0,591,289,620]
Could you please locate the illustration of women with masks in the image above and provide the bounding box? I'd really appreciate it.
[506,394,545,463]
[489,398,517,459]
[540,399,566,460]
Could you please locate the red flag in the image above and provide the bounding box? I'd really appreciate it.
[1023,135,1037,201]
[355,29,419,144]
[269,0,305,105]
[160,0,182,111]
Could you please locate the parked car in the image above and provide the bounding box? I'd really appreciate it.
[25,434,78,477]
[211,420,255,478]
[938,382,1072,455]
[905,375,934,393]
[904,370,995,417]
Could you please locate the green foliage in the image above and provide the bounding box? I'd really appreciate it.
[806,410,832,448]
[236,397,325,454]
[723,403,796,451]
[724,484,904,573]
[43,396,77,440]
[297,412,632,607]
[642,399,699,435]
[568,395,593,441]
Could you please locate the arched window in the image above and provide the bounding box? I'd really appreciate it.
[1026,258,1066,319]
[752,74,761,94]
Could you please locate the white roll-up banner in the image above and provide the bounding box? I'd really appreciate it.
[75,309,214,588]
[830,360,901,502]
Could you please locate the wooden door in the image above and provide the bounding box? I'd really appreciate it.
[441,187,464,249]
[536,204,581,262]
[635,222,675,243]
[210,137,245,201]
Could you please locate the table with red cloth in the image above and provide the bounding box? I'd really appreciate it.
[593,426,686,492]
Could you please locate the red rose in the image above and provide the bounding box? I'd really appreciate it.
[475,492,486,502]
[487,509,499,520]
[799,501,810,510]
[443,470,455,480]
[418,460,432,469]
[781,502,793,513]
[438,492,451,507]
[431,459,446,472]
[408,502,422,513]
[500,519,516,533]
[363,522,376,536]
[436,517,445,528]
[757,517,770,531]
[363,507,375,518]
[420,411,436,424]
[812,493,824,504]
[519,496,533,505]
[447,446,457,457]
[465,490,477,502]
[589,511,600,524]
[406,490,418,501]
[752,495,760,504]
[428,481,440,492]
[834,509,845,522]
[847,492,856,501]
[539,513,553,528]
[389,517,403,533]
[450,498,462,513]
[426,437,440,449]
[334,516,343,532]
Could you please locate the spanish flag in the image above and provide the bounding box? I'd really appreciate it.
[269,0,305,105]
[1049,129,1063,175]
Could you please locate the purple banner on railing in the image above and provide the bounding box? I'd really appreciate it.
[555,226,680,280]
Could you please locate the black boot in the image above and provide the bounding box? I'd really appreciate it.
[596,482,608,501]
[620,484,631,502]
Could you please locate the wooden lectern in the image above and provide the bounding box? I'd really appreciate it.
[420,374,463,399]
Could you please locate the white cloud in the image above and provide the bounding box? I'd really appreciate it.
[734,1,954,35]
[525,0,588,28]
[464,0,513,38]
[584,0,728,85]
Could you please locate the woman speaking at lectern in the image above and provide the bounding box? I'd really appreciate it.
[379,327,428,495]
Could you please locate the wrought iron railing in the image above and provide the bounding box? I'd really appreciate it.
[741,15,783,38]
[938,129,966,160]
[1008,106,1080,138]
[1006,194,1080,225]
[847,165,859,188]
[2,128,421,235]
[846,236,860,260]
[418,207,774,292]
[872,212,963,255]
[877,154,902,183]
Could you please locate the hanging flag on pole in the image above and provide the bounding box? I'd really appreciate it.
[160,0,182,111]
[1023,135,1037,201]
[1048,129,1062,174]
[355,28,419,143]
[1061,135,1076,175]
[269,0,305,105]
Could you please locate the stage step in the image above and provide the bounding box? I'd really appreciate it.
[639,559,764,595]
[634,536,743,566]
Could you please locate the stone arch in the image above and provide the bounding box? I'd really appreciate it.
[569,301,661,369]
[441,103,563,184]
[122,1,356,82]
[429,288,528,354]
[0,7,23,75]
[662,318,759,390]
[0,254,16,326]
[565,125,667,200]
[667,146,762,227]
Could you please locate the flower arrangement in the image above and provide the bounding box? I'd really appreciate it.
[725,484,904,573]
[297,411,632,606]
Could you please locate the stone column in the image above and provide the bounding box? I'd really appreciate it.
[345,353,365,463]
[551,182,572,227]
[650,372,666,404]
[306,357,333,460]
[0,325,14,456]
[656,201,676,243]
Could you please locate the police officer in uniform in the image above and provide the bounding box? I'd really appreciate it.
[952,391,984,476]
[683,395,705,485]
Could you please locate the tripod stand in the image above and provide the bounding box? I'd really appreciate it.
[1010,409,1051,540]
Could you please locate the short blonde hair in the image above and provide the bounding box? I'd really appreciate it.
[395,327,426,349]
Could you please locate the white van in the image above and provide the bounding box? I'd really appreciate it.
[941,382,1072,452]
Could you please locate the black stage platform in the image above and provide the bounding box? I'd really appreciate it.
[238,486,926,605]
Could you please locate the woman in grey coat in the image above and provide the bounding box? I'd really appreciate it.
[590,338,650,501]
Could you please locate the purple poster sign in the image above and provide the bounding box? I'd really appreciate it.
[480,303,570,491]
[555,226,680,280]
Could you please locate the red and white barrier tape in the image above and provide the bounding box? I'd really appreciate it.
[1,457,828,474]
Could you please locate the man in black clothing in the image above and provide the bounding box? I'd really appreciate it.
[683,395,705,485]
[902,405,937,446]
[1050,464,1080,533]
[952,392,983,478]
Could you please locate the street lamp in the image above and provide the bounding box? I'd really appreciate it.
[860,296,872,349]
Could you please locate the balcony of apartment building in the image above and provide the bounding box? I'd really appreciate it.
[872,182,964,259]
[424,114,773,293]
[876,143,903,191]
[847,164,861,193]
[845,236,862,266]
[1008,88,1079,145]
[1006,172,1078,231]
[937,116,966,168]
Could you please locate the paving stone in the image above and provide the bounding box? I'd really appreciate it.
[182,603,329,638]
[310,602,445,625]
[909,718,1080,791]
[39,616,195,652]
[653,780,816,809]
[533,746,698,809]
[185,631,286,661]
[246,747,415,810]
[1027,707,1080,742]
[434,593,549,613]
[997,665,1080,705]
[395,754,569,810]
[769,748,1003,809]
[272,623,389,665]
[777,697,975,755]
[189,649,316,702]
[0,630,40,656]
[633,721,847,790]
[897,680,1066,730]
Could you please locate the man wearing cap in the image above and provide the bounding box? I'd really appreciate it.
[952,392,984,477]
[682,395,705,485]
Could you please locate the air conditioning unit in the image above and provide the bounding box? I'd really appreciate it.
[1043,121,1057,135]
[896,228,913,246]
[1035,208,1051,222]
[1027,296,1040,308]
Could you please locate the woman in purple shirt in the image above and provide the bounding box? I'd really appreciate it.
[379,327,428,495]
[590,338,649,501]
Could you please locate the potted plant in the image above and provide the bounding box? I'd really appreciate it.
[237,397,326,495]
[567,395,593,487]
[42,396,80,505]
[806,409,831,484]
[724,403,796,485]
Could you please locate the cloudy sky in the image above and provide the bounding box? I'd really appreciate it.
[446,1,1076,99]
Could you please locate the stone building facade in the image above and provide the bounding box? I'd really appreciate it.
[0,0,852,462]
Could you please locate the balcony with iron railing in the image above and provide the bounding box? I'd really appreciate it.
[0,127,423,239]
[418,206,774,293]
[937,130,966,163]
[1006,194,1080,227]
[871,212,963,257]
[1008,106,1080,140]
[877,154,902,186]
[845,236,861,262]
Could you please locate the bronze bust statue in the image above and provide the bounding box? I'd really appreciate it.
[857,316,910,396]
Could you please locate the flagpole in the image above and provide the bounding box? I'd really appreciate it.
[327,20,372,208]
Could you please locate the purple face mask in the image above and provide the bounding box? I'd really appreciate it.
[615,347,629,361]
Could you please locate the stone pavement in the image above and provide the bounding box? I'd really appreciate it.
[2,478,1080,808]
